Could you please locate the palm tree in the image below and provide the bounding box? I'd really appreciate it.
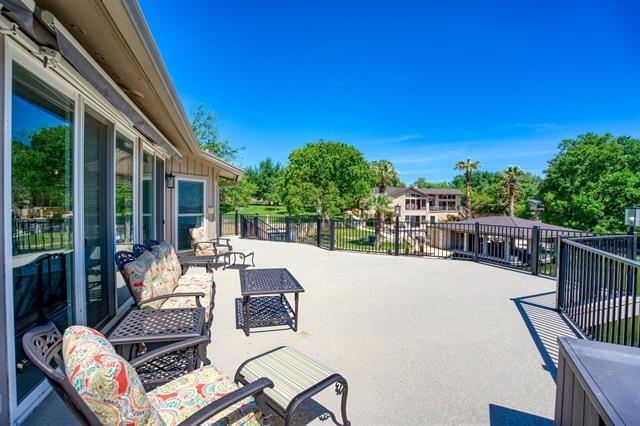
[454,158,481,216]
[370,160,399,195]
[502,166,524,217]
[365,194,392,247]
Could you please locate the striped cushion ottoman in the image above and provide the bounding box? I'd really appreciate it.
[234,346,350,426]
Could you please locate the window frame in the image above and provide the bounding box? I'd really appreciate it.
[174,176,207,252]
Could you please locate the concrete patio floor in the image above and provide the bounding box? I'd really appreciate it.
[26,237,580,425]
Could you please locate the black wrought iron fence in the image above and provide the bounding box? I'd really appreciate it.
[220,213,236,236]
[12,218,72,255]
[557,235,639,347]
[239,213,599,278]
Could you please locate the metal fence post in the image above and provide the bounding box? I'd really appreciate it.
[394,215,400,256]
[531,225,540,275]
[240,215,246,238]
[253,214,259,239]
[555,237,565,311]
[234,209,239,235]
[473,222,480,262]
[316,217,322,247]
[218,210,222,237]
[285,216,291,242]
[329,219,335,251]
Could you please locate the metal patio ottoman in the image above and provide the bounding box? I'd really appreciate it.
[234,346,350,426]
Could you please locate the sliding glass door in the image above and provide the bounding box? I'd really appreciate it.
[115,133,134,307]
[10,63,75,401]
[84,111,114,327]
[176,179,205,251]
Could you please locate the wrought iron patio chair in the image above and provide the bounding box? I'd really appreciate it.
[22,322,274,425]
[115,248,215,329]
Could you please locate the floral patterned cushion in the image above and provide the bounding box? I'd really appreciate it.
[148,365,261,426]
[189,227,213,254]
[161,291,212,321]
[151,241,182,290]
[62,326,115,362]
[63,326,162,425]
[123,251,166,309]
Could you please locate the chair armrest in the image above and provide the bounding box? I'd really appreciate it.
[128,336,210,369]
[179,378,274,426]
[138,292,205,308]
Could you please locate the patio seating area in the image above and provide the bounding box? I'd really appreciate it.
[27,236,580,425]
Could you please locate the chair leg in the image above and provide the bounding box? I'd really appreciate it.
[336,378,351,426]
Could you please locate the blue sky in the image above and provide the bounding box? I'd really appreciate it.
[139,0,640,183]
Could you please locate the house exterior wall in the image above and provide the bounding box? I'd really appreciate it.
[0,14,229,423]
[392,193,430,224]
[165,154,221,247]
[428,194,462,222]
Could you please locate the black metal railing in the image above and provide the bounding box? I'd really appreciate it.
[12,218,73,255]
[557,235,639,347]
[239,213,598,278]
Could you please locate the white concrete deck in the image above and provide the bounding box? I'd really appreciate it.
[27,237,580,425]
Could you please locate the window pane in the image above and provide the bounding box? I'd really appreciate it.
[177,215,202,251]
[142,151,154,242]
[11,63,74,401]
[84,112,112,327]
[115,133,134,246]
[115,133,134,307]
[178,181,204,214]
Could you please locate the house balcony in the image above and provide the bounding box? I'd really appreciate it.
[429,205,461,212]
[29,236,576,425]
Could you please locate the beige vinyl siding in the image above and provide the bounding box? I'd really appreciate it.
[164,154,221,246]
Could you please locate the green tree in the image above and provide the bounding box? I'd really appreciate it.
[413,177,451,189]
[365,194,392,247]
[12,126,72,213]
[245,158,283,204]
[280,140,373,216]
[190,104,242,163]
[370,160,402,193]
[220,178,257,210]
[539,133,640,232]
[501,166,525,217]
[454,158,481,216]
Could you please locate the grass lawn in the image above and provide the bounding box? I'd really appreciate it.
[221,203,289,216]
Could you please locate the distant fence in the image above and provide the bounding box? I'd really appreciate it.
[12,218,72,255]
[228,213,595,278]
[557,235,639,347]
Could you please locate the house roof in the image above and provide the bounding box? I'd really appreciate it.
[374,186,463,199]
[374,187,433,199]
[28,0,242,179]
[418,188,463,196]
[455,216,584,234]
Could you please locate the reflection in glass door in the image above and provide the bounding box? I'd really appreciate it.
[84,111,114,327]
[115,133,134,307]
[177,180,205,251]
[10,63,74,402]
[142,151,155,242]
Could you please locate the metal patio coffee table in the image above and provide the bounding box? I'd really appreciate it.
[107,307,209,388]
[239,268,305,336]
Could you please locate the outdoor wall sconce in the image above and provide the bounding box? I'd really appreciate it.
[316,205,323,217]
[624,206,640,229]
[394,204,401,217]
[165,172,175,189]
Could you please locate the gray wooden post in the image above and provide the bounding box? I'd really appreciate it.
[531,225,540,275]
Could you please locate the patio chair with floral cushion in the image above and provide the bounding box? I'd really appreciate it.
[22,322,274,425]
[115,242,215,329]
[188,226,233,257]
